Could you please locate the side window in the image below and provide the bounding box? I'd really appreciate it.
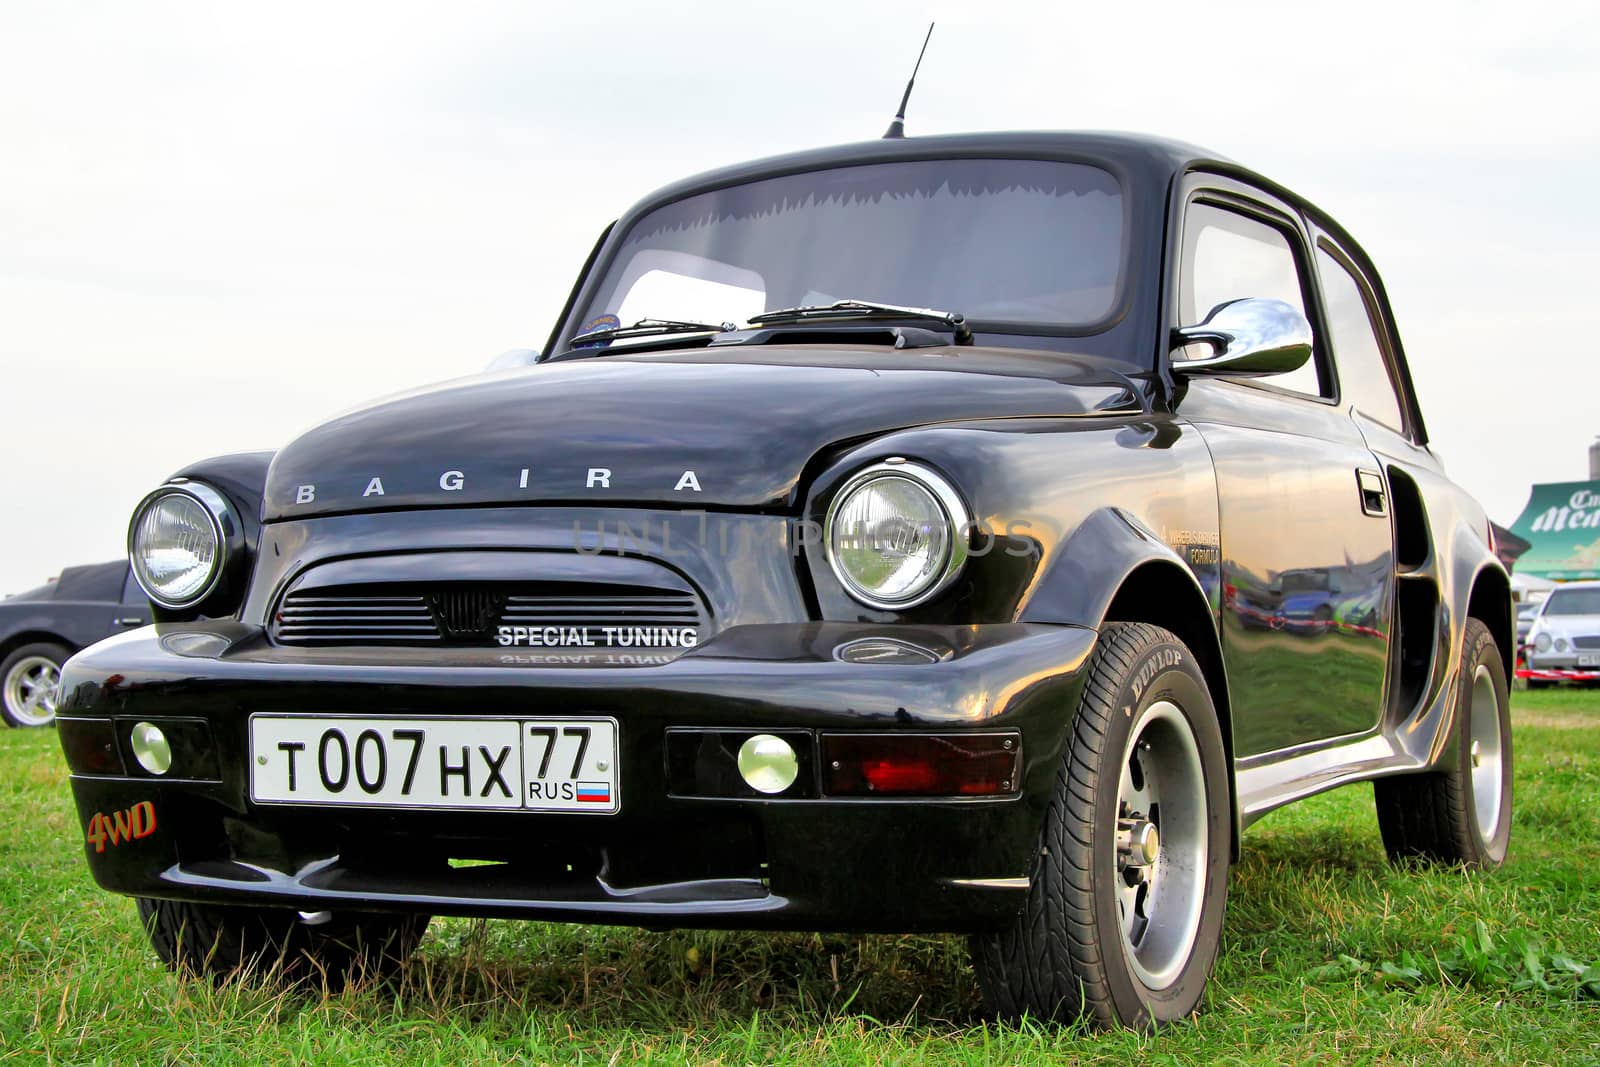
[1316,246,1406,433]
[1178,201,1327,398]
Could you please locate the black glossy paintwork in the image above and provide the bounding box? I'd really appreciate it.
[60,622,1093,929]
[61,131,1509,927]
[162,451,275,622]
[261,348,1139,519]
[1181,380,1394,756]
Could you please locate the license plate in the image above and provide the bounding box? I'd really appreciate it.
[249,716,619,814]
[1579,654,1600,668]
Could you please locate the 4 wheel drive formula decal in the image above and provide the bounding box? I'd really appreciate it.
[85,801,156,852]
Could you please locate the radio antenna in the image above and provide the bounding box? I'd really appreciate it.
[882,23,935,139]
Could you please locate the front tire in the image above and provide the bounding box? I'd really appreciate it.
[137,897,429,988]
[970,623,1231,1029]
[1374,618,1511,867]
[1,642,69,727]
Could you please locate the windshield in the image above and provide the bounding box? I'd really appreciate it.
[1543,588,1600,615]
[575,159,1124,339]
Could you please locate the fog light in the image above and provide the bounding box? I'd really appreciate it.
[737,734,798,794]
[130,722,172,775]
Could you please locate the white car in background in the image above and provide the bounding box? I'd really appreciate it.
[1524,580,1600,687]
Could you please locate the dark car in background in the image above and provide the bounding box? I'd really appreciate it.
[2,561,150,727]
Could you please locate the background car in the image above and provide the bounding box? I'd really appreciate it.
[1,560,150,727]
[1517,600,1541,645]
[1524,579,1600,687]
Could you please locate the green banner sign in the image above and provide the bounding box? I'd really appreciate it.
[1508,480,1600,580]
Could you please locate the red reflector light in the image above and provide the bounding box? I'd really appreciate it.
[57,717,125,776]
[822,733,1021,797]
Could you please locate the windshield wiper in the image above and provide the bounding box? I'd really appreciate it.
[747,300,974,344]
[568,317,735,348]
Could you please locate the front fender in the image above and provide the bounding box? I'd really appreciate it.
[1017,506,1212,630]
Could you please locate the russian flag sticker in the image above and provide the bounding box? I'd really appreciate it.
[576,781,612,804]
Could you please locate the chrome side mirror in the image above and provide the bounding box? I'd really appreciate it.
[1170,298,1312,378]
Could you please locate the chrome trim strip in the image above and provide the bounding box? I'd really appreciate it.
[943,876,1030,890]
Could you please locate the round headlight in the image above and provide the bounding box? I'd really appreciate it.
[824,459,969,610]
[128,483,236,609]
[1534,632,1551,653]
[1555,637,1569,652]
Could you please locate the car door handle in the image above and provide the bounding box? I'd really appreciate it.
[116,617,145,626]
[1357,469,1387,517]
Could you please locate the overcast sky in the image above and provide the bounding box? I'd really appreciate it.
[2,1,1597,595]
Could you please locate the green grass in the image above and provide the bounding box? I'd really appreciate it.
[3,691,1599,1064]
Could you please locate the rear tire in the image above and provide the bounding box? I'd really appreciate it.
[1374,618,1511,868]
[970,622,1231,1029]
[137,897,429,988]
[1,642,69,727]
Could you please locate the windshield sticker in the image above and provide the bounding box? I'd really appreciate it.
[574,313,621,348]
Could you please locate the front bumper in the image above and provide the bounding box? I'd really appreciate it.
[1523,650,1600,672]
[57,621,1095,933]
[1517,665,1600,683]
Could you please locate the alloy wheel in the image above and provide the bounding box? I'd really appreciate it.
[1468,663,1505,841]
[4,656,61,726]
[1115,699,1208,989]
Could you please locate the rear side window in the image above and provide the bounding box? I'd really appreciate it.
[1178,202,1326,398]
[1316,247,1406,433]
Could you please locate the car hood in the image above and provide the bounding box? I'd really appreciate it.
[1535,612,1600,633]
[262,345,1140,519]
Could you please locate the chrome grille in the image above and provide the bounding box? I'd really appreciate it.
[501,594,701,625]
[273,583,704,646]
[1572,635,1600,650]
[275,594,440,644]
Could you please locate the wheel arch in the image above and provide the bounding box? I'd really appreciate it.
[1466,562,1513,683]
[1019,508,1238,856]
[0,630,77,663]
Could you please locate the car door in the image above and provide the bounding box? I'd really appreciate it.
[1308,226,1442,719]
[113,566,151,635]
[1172,179,1395,758]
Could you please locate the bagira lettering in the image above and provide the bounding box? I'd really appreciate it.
[85,801,157,853]
[305,466,721,502]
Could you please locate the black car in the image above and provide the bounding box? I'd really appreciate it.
[2,561,150,727]
[56,132,1513,1030]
